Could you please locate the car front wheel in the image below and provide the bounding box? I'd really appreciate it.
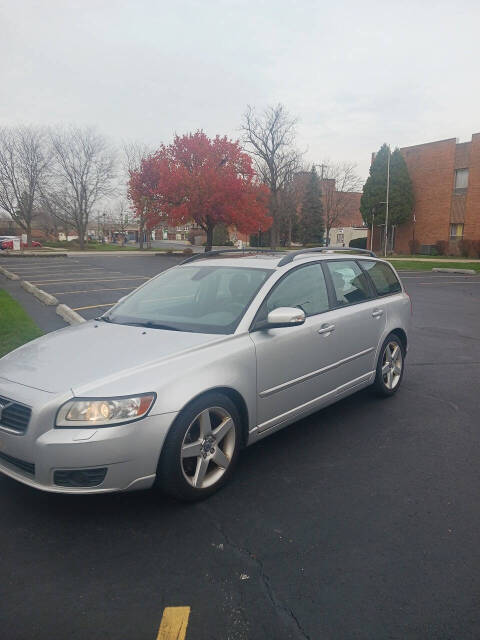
[373,333,405,397]
[156,392,242,501]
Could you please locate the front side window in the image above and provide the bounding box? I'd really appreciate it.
[106,265,273,334]
[263,263,329,317]
[326,260,371,306]
[361,260,402,296]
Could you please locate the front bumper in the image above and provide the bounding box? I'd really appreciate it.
[0,380,178,494]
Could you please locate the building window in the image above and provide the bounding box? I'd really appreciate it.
[336,233,344,244]
[450,223,464,239]
[455,169,469,190]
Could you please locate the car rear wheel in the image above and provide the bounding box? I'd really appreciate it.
[373,333,405,397]
[156,392,242,501]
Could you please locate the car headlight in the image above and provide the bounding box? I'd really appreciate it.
[56,393,156,427]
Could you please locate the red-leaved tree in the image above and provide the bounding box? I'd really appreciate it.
[128,131,272,251]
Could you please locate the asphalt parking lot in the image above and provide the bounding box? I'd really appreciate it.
[1,256,480,639]
[0,253,183,321]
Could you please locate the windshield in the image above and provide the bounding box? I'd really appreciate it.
[106,264,274,334]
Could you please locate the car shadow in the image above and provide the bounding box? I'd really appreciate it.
[0,385,390,524]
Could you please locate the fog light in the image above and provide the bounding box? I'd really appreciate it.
[54,468,107,487]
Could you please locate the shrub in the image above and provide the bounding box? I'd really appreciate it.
[182,247,193,255]
[435,240,448,256]
[349,237,367,249]
[458,239,473,257]
[408,239,420,255]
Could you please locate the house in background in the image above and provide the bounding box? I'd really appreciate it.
[292,172,367,247]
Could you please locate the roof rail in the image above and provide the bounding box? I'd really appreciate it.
[277,246,376,267]
[180,247,283,265]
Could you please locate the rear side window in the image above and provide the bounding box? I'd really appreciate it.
[326,260,371,306]
[361,261,402,296]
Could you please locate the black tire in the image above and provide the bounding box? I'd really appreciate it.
[156,392,242,501]
[373,332,405,397]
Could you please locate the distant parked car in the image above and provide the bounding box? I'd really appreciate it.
[0,239,42,250]
[0,247,410,501]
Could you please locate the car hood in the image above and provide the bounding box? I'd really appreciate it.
[0,321,221,394]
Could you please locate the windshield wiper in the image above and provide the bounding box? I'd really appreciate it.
[121,321,181,331]
[95,315,114,323]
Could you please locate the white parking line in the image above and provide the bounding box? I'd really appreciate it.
[55,286,136,295]
[31,276,150,285]
[417,281,480,285]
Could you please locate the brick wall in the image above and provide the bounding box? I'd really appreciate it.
[394,138,457,253]
[464,133,480,242]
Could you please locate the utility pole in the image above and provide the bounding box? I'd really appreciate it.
[384,146,390,257]
[370,207,375,252]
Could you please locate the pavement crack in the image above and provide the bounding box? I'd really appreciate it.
[198,504,312,640]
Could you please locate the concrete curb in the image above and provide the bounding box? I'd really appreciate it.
[21,280,59,305]
[2,251,68,258]
[56,304,86,325]
[0,265,21,279]
[432,267,476,275]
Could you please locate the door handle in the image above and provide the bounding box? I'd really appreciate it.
[318,323,335,335]
[372,309,384,318]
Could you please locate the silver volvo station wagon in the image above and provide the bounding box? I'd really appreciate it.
[0,248,411,500]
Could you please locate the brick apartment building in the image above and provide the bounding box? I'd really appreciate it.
[371,133,480,254]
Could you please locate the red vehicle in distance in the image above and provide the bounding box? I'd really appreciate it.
[0,238,42,250]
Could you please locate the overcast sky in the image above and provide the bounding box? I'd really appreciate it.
[1,0,479,180]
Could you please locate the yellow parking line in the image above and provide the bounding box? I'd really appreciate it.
[156,607,190,640]
[71,303,115,311]
[31,276,150,285]
[56,286,136,295]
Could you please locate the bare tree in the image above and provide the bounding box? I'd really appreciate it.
[241,104,302,247]
[0,126,49,245]
[123,141,153,249]
[319,161,363,244]
[43,127,116,249]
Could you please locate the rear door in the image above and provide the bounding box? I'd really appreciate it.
[320,259,387,389]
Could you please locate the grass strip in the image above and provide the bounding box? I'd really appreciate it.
[388,260,480,272]
[0,289,44,357]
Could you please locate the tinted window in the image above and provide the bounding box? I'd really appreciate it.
[326,260,371,306]
[264,263,329,317]
[362,260,402,296]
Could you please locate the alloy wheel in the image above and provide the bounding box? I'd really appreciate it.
[381,341,403,390]
[180,407,236,489]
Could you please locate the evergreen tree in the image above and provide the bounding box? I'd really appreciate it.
[360,144,414,230]
[300,166,324,245]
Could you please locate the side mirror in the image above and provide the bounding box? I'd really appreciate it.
[265,307,306,328]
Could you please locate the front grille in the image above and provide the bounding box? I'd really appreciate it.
[0,395,31,434]
[0,451,35,475]
[54,468,108,488]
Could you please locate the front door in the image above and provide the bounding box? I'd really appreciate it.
[249,262,343,431]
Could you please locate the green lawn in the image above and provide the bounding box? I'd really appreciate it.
[388,260,480,272]
[0,290,44,357]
